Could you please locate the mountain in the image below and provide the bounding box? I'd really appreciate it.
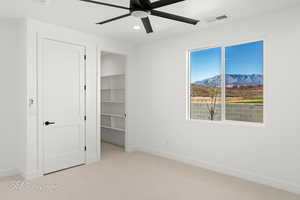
[195,74,263,87]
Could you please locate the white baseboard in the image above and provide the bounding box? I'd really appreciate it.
[134,145,300,195]
[21,171,42,180]
[0,168,19,178]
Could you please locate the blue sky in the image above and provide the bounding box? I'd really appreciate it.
[190,41,263,83]
[190,47,221,82]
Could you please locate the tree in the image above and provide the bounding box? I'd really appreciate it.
[206,88,218,120]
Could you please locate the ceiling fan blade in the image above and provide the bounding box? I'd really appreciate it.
[141,17,153,34]
[96,13,131,25]
[80,0,130,10]
[151,10,199,25]
[151,0,185,9]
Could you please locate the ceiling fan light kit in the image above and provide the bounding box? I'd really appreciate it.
[131,10,150,18]
[80,0,200,34]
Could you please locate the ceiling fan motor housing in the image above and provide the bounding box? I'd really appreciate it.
[130,0,152,18]
[130,0,152,12]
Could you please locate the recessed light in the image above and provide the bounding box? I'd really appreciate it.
[133,25,141,30]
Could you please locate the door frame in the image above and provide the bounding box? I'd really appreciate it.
[96,48,129,157]
[37,34,87,175]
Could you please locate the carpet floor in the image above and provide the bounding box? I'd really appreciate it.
[0,142,299,200]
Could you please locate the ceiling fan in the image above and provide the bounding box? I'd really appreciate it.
[80,0,199,33]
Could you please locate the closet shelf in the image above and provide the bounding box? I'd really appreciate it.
[101,88,124,91]
[101,113,125,118]
[101,74,125,78]
[101,101,124,104]
[101,126,125,132]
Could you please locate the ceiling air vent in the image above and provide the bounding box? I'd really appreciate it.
[216,15,228,20]
[205,15,228,23]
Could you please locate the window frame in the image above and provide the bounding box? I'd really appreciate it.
[186,38,266,126]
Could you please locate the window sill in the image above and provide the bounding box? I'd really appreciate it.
[188,119,265,128]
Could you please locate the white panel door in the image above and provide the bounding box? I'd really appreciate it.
[39,38,86,174]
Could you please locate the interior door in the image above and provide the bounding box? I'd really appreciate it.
[39,38,86,174]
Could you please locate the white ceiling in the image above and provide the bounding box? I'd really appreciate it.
[1,0,300,44]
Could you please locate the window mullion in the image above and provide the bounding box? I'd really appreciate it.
[221,46,226,121]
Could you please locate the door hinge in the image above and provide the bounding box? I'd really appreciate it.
[84,146,87,151]
[84,54,87,60]
[84,116,87,121]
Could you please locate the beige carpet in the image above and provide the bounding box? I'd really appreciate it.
[0,142,299,200]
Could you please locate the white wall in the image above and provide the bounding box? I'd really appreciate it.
[128,7,300,194]
[101,53,126,77]
[0,19,25,177]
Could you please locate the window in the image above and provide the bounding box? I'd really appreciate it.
[190,47,222,121]
[189,41,264,123]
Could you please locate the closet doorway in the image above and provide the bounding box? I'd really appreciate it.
[99,51,127,155]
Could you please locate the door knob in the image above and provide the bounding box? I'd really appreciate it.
[44,121,55,126]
